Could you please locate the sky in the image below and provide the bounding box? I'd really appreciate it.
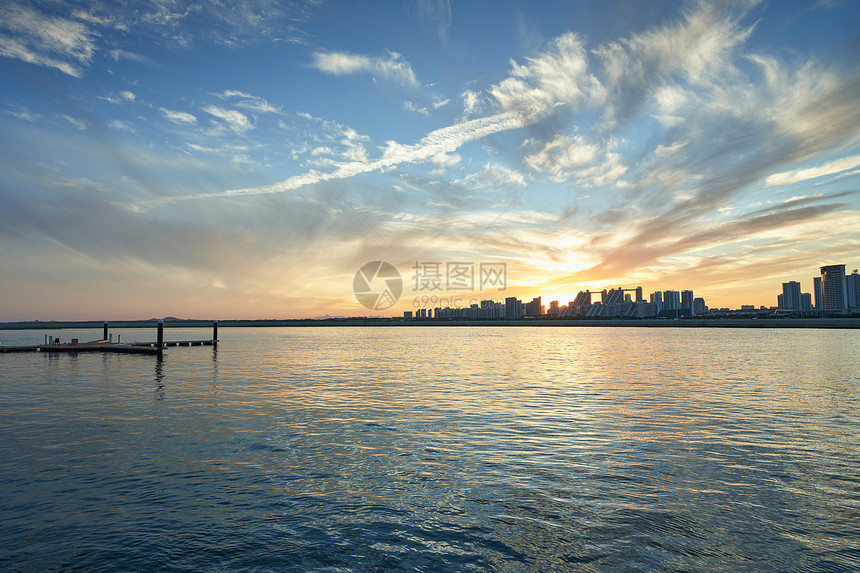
[1,0,859,320]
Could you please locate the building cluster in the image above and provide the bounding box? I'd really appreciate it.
[776,264,860,314]
[406,287,708,320]
[401,263,860,320]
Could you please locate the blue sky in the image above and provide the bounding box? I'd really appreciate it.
[1,0,859,320]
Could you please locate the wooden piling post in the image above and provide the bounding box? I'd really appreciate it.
[103,321,109,341]
[156,319,164,355]
[213,320,218,345]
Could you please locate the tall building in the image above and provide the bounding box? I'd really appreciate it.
[681,290,694,311]
[847,269,860,309]
[603,289,625,304]
[781,281,802,310]
[813,276,822,310]
[663,290,680,310]
[649,291,663,312]
[524,297,542,317]
[635,287,643,303]
[572,291,591,306]
[820,264,848,313]
[505,297,522,319]
[564,291,592,318]
[480,299,503,319]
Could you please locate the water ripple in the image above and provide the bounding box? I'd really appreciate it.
[0,326,858,571]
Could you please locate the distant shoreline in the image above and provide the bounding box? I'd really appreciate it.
[1,318,859,329]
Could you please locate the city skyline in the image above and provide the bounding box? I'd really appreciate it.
[2,1,860,320]
[399,261,860,321]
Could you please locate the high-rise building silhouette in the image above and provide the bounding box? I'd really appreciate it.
[572,291,591,306]
[847,269,860,309]
[524,297,542,317]
[813,276,822,310]
[649,291,663,313]
[505,297,522,319]
[681,290,694,311]
[820,265,848,312]
[663,290,680,310]
[603,289,625,304]
[781,281,802,310]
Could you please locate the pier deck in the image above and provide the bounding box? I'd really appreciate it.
[1,319,219,355]
[1,339,215,354]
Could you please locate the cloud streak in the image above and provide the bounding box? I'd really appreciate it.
[765,154,860,188]
[311,50,420,87]
[202,106,253,133]
[149,110,526,205]
[0,3,95,77]
[218,90,283,114]
[162,108,197,125]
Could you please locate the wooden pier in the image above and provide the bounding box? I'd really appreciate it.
[0,320,218,355]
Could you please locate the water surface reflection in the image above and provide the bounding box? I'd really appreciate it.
[0,326,857,571]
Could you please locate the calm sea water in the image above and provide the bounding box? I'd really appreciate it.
[0,326,858,572]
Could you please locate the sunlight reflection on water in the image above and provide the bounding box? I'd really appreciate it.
[0,326,858,571]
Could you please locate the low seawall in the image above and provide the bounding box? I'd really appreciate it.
[3,318,859,330]
[227,318,860,328]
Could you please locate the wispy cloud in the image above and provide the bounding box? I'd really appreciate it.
[0,1,321,80]
[311,49,420,87]
[70,8,126,30]
[217,90,282,114]
[293,111,371,164]
[765,154,860,188]
[202,105,252,132]
[161,108,197,125]
[490,33,600,120]
[404,100,430,115]
[4,104,38,122]
[109,48,153,65]
[107,119,136,133]
[0,3,96,77]
[455,162,527,191]
[101,91,137,105]
[149,110,525,205]
[63,114,88,131]
[461,90,482,117]
[416,0,451,39]
[186,142,257,166]
[523,133,600,180]
[555,202,853,286]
